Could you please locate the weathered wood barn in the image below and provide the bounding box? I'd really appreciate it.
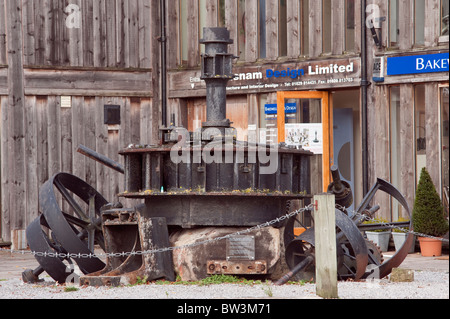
[0,0,449,245]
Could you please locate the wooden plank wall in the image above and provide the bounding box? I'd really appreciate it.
[0,0,156,241]
[21,0,152,68]
[167,0,361,68]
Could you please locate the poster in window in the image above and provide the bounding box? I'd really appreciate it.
[285,123,323,154]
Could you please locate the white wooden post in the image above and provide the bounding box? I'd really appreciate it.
[314,194,338,299]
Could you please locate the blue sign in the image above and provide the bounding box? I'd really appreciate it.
[264,103,297,115]
[387,53,449,76]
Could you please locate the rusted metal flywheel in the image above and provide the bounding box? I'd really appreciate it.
[23,173,108,284]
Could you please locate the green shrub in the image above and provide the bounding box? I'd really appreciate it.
[412,168,449,237]
[393,217,410,233]
[363,217,390,232]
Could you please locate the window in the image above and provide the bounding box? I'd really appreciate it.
[180,0,189,64]
[278,0,287,57]
[218,0,226,27]
[322,0,332,53]
[415,85,426,185]
[414,0,425,45]
[389,0,399,47]
[301,0,309,56]
[442,0,449,36]
[259,0,266,59]
[345,0,355,52]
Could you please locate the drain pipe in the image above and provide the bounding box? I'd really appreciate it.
[361,0,369,196]
[160,0,167,127]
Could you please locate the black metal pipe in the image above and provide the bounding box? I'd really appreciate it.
[160,0,167,127]
[361,0,369,196]
[274,255,314,286]
[77,144,124,174]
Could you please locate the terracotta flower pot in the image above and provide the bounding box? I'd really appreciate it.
[418,237,443,257]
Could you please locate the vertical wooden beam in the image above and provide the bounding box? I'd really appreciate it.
[21,0,35,66]
[225,0,238,57]
[286,0,300,58]
[399,85,415,216]
[5,0,26,238]
[166,0,179,68]
[372,85,391,220]
[245,0,258,62]
[425,83,440,193]
[309,0,322,58]
[398,0,413,50]
[150,1,161,144]
[205,0,218,27]
[1,97,9,239]
[265,0,278,60]
[424,0,439,47]
[332,0,345,55]
[314,194,338,299]
[187,0,199,67]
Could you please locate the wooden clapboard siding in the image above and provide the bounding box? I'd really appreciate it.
[23,68,152,97]
[20,0,152,69]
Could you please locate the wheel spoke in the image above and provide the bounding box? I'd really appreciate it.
[54,178,89,221]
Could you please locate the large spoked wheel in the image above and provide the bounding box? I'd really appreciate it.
[285,209,369,281]
[38,173,108,275]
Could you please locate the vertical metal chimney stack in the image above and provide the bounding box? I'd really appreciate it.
[200,28,235,134]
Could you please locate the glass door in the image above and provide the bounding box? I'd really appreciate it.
[277,91,332,192]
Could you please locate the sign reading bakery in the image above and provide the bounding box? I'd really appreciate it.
[387,53,449,76]
[168,57,361,98]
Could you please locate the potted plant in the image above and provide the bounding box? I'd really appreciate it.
[363,218,391,252]
[412,168,449,257]
[392,217,415,253]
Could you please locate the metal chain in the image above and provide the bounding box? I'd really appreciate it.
[0,204,315,259]
[2,203,447,259]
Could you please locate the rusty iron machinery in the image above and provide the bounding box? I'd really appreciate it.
[23,27,413,286]
[278,167,414,285]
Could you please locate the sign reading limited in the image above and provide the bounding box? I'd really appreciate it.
[169,58,361,97]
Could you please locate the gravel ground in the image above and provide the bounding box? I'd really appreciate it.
[0,270,448,300]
